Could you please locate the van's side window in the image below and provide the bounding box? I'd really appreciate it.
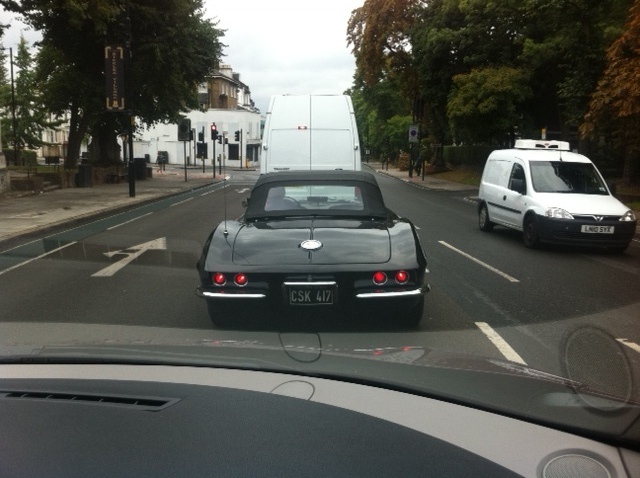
[508,164,526,194]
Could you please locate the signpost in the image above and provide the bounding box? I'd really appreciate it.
[105,43,135,197]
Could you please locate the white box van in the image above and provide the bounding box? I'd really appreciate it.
[260,94,361,174]
[477,140,637,251]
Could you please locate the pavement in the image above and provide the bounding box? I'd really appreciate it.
[1,161,637,247]
[0,165,225,247]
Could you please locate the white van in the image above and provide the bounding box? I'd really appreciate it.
[477,139,637,251]
[260,94,361,174]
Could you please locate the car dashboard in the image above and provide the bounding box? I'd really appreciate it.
[1,364,638,477]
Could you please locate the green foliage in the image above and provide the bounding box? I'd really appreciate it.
[2,0,225,166]
[447,66,531,144]
[442,144,495,168]
[347,0,633,166]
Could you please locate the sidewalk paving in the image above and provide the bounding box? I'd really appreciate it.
[364,161,478,192]
[0,165,223,246]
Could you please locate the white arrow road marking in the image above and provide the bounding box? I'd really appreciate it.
[92,237,167,277]
[236,188,250,194]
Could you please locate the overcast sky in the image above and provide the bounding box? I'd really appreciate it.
[2,0,364,114]
[211,0,363,113]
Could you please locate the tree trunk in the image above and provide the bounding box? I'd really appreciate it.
[64,105,88,170]
[88,115,122,166]
[622,146,640,187]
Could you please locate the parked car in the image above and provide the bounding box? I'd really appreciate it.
[196,170,429,328]
[477,139,637,251]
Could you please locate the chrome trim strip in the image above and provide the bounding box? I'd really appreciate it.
[356,288,424,299]
[284,281,337,287]
[196,288,266,299]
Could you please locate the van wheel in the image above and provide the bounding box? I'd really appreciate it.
[523,214,540,248]
[478,204,494,231]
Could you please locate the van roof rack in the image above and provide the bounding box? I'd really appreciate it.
[514,139,570,151]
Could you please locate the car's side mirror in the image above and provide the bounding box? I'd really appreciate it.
[242,197,250,208]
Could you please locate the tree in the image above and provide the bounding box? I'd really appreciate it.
[13,36,60,153]
[520,0,632,138]
[581,0,640,186]
[2,0,225,168]
[447,66,531,145]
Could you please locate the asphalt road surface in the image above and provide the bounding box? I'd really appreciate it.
[1,167,639,390]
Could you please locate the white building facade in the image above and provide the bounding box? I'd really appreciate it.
[134,65,263,168]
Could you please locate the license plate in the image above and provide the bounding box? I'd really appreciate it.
[287,284,335,306]
[581,225,614,234]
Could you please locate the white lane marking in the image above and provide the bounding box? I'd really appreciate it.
[236,188,250,194]
[618,338,640,354]
[0,242,77,276]
[200,189,217,196]
[439,241,519,283]
[106,212,153,230]
[170,197,194,207]
[475,322,527,365]
[92,237,167,277]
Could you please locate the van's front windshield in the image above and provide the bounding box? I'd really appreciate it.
[530,161,609,195]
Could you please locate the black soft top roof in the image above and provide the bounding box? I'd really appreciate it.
[245,170,388,221]
[254,170,380,188]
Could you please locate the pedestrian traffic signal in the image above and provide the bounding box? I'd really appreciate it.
[211,123,218,140]
[234,130,240,142]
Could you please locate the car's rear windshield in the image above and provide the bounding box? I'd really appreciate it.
[244,181,388,220]
[530,161,608,194]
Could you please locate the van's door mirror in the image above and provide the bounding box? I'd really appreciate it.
[510,178,526,195]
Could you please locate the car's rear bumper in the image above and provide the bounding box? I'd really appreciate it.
[196,282,431,304]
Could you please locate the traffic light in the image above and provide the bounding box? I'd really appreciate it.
[217,135,222,144]
[210,123,218,140]
[177,118,191,141]
[234,130,240,142]
[198,131,204,142]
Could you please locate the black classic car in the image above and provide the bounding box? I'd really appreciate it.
[196,170,430,328]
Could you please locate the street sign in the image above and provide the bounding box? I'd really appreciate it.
[105,45,125,112]
[409,125,419,143]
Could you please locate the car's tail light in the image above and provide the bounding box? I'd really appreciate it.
[234,273,248,287]
[212,273,226,286]
[395,270,409,284]
[372,271,387,285]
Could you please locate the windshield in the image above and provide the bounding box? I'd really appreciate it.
[1,0,640,462]
[530,161,609,194]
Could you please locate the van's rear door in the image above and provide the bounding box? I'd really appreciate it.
[310,95,358,170]
[267,96,311,170]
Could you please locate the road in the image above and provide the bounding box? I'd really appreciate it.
[0,167,639,390]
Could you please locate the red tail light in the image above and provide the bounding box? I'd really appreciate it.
[395,270,409,284]
[212,273,226,286]
[372,271,387,285]
[234,273,248,286]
